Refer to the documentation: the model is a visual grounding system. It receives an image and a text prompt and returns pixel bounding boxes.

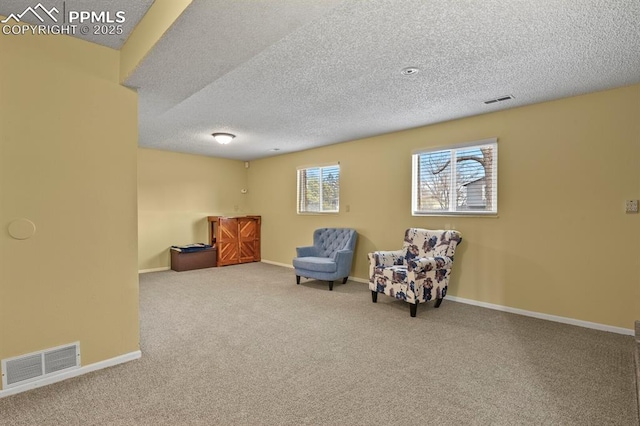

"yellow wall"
[0,33,139,377]
[137,148,249,270]
[248,84,640,330]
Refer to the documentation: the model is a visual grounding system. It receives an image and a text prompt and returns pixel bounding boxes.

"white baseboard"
[0,350,142,398]
[264,260,633,335]
[446,295,634,336]
[261,259,293,269]
[261,260,369,284]
[139,267,170,274]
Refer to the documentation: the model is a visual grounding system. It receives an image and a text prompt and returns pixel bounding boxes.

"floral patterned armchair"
[368,228,462,317]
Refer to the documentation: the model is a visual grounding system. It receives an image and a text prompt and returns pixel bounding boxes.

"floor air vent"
[2,342,80,389]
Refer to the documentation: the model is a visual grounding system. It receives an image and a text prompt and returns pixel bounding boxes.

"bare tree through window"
[413,141,497,214]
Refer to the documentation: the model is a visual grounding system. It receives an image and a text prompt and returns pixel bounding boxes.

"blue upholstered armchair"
[293,228,358,291]
[368,228,462,317]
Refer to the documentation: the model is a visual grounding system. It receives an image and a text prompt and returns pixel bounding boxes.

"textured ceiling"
[0,0,153,49]
[129,0,640,161]
[5,1,640,160]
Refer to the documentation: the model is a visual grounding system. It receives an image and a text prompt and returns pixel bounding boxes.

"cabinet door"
[238,217,259,263]
[217,217,239,266]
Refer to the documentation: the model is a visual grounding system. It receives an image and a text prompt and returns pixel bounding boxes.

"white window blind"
[297,164,340,213]
[412,139,497,215]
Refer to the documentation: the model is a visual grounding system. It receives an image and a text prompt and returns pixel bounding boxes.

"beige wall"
[248,84,640,330]
[0,33,139,376]
[137,148,249,270]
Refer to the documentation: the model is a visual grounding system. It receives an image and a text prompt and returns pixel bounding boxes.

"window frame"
[296,162,340,214]
[411,138,498,216]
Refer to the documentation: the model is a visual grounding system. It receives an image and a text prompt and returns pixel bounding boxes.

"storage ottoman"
[170,244,217,271]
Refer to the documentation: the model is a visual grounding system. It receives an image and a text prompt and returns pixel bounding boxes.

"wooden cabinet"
[208,216,261,266]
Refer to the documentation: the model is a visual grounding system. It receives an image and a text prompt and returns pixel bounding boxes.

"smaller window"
[297,164,340,213]
[412,139,497,215]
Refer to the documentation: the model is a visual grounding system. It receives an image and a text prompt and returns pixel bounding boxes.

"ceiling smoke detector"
[401,67,420,76]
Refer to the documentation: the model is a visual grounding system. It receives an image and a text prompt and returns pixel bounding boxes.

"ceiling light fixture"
[401,67,420,76]
[212,133,235,145]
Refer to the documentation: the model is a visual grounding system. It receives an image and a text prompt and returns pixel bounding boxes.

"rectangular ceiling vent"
[484,95,514,105]
[2,342,80,389]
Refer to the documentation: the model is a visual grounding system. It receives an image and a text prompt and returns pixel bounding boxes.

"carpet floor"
[1,263,638,425]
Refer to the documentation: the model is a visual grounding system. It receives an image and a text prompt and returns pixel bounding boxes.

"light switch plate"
[625,200,638,213]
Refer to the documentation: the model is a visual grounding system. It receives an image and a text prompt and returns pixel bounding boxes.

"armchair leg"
[296,275,301,285]
[434,298,443,308]
[342,277,348,284]
[371,291,378,303]
[327,281,334,291]
[410,302,418,317]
